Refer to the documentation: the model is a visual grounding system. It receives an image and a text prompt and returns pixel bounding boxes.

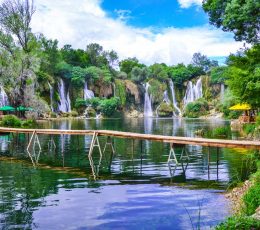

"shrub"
[158,102,173,117]
[22,119,37,128]
[216,216,260,230]
[85,97,101,109]
[2,115,21,127]
[50,112,57,118]
[184,98,209,118]
[75,98,87,109]
[212,126,231,138]
[99,97,120,116]
[70,111,78,117]
[243,123,256,135]
[243,182,260,215]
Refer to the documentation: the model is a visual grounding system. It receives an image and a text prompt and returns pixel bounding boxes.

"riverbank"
[216,155,260,229]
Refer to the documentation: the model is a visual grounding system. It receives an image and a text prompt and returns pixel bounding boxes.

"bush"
[50,112,57,118]
[184,98,209,118]
[2,115,22,127]
[212,126,231,138]
[22,119,37,128]
[243,181,260,215]
[243,123,256,135]
[158,102,173,117]
[216,216,260,230]
[70,111,78,117]
[74,98,87,109]
[99,97,120,116]
[85,97,101,109]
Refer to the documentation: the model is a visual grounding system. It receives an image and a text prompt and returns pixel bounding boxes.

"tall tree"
[226,44,260,107]
[203,0,260,43]
[191,52,218,72]
[0,0,38,106]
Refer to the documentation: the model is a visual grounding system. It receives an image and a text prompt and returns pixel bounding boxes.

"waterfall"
[144,82,153,117]
[58,78,71,112]
[84,81,94,100]
[47,82,54,112]
[0,86,9,107]
[183,77,203,106]
[194,77,202,99]
[220,83,225,102]
[155,90,170,117]
[169,80,182,116]
[163,90,170,104]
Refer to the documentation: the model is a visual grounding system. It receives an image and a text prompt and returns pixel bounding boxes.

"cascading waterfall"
[84,81,94,100]
[183,77,203,106]
[0,86,9,107]
[144,82,153,117]
[47,82,54,112]
[194,77,202,99]
[163,91,170,104]
[155,90,171,117]
[58,78,71,112]
[169,80,182,116]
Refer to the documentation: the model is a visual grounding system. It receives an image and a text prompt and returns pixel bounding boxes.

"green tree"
[226,45,260,108]
[0,0,40,106]
[86,43,108,67]
[149,63,168,81]
[210,66,228,84]
[130,66,150,83]
[119,57,145,76]
[61,44,90,68]
[191,52,218,72]
[203,0,260,43]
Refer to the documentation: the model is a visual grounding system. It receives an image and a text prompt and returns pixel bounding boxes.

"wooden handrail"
[0,127,260,149]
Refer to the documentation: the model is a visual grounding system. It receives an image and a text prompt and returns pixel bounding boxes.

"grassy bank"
[216,153,260,229]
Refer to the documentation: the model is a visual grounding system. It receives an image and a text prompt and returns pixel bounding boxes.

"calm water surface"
[0,118,249,229]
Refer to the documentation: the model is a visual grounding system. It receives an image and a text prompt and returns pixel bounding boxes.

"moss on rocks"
[158,102,173,117]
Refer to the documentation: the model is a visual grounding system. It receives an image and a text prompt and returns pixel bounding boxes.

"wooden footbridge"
[0,127,260,165]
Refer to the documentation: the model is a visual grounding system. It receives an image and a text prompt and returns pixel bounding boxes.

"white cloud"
[31,0,242,65]
[177,0,202,8]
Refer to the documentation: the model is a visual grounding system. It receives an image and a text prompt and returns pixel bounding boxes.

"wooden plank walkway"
[0,127,260,149]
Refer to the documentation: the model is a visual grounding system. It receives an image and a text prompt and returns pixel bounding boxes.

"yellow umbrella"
[229,103,251,110]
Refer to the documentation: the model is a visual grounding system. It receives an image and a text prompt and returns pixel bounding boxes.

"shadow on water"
[0,118,252,229]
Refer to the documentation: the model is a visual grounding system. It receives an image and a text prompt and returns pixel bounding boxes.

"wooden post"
[168,143,178,165]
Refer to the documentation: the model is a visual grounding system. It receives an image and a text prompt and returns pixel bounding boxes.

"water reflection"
[0,118,252,229]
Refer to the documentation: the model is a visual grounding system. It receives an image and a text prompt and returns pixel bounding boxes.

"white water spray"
[169,80,182,116]
[84,81,94,100]
[183,77,203,106]
[144,82,153,117]
[0,86,9,107]
[58,78,71,112]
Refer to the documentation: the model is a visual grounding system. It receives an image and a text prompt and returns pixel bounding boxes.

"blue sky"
[102,0,208,28]
[30,0,243,65]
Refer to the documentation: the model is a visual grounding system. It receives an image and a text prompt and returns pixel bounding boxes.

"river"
[0,118,250,229]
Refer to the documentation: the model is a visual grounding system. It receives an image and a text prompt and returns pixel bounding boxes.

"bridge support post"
[27,130,41,152]
[103,136,115,156]
[88,132,102,158]
[180,146,189,160]
[48,135,56,152]
[168,143,178,165]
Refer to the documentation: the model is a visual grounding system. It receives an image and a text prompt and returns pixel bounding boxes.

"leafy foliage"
[203,0,260,43]
[2,115,21,127]
[226,45,260,108]
[216,216,260,230]
[184,98,209,118]
[191,52,218,72]
[119,57,145,76]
